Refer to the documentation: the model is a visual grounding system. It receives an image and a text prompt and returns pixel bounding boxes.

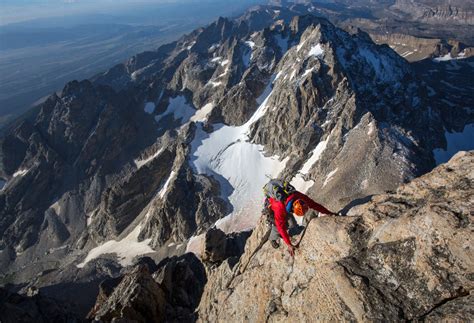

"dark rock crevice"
[415,287,471,321]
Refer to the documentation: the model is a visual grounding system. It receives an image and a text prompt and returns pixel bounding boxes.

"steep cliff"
[197,151,473,321]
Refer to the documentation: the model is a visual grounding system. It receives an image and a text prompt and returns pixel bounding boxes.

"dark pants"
[262,208,317,243]
[268,213,300,242]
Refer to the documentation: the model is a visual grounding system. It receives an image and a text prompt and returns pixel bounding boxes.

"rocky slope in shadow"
[197,151,473,321]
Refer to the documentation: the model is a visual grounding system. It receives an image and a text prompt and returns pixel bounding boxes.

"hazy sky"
[0,0,245,25]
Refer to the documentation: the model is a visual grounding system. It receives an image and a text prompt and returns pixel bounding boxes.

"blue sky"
[0,0,235,25]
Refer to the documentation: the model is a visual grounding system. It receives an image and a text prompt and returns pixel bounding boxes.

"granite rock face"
[197,151,473,321]
[201,227,252,264]
[88,264,168,322]
[88,254,206,322]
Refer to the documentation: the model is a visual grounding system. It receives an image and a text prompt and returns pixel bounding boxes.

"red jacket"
[268,191,332,247]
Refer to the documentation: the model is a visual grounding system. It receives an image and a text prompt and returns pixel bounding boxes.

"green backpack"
[263,179,296,202]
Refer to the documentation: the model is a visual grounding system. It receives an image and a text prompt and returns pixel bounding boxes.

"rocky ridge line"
[197,151,473,321]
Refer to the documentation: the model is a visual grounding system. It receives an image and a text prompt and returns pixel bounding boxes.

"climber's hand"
[288,244,296,257]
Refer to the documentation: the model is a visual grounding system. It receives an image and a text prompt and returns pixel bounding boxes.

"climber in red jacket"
[267,190,335,256]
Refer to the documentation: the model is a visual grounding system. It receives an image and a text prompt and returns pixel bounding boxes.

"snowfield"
[77,212,153,268]
[291,139,328,193]
[190,102,214,122]
[78,170,182,267]
[155,95,195,124]
[190,74,288,233]
[308,44,324,58]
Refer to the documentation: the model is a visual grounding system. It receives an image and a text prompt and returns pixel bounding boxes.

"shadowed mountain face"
[0,3,472,320]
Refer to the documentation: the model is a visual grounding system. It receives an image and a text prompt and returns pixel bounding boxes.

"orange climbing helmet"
[293,199,309,216]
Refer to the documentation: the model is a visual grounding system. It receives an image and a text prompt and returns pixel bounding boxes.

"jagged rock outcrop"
[201,227,252,264]
[246,17,443,210]
[88,254,206,322]
[88,264,168,322]
[197,151,473,321]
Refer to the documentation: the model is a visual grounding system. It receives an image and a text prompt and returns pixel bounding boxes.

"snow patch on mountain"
[86,208,99,227]
[155,96,195,124]
[432,53,465,62]
[217,67,229,78]
[77,219,153,268]
[433,124,474,165]
[186,41,196,50]
[13,168,29,178]
[209,43,220,51]
[302,67,315,78]
[301,140,329,174]
[208,80,223,88]
[159,171,177,199]
[291,139,328,192]
[144,102,155,114]
[131,63,154,80]
[134,148,164,169]
[308,44,324,58]
[191,103,214,122]
[49,200,61,215]
[323,168,338,187]
[186,234,203,255]
[245,40,255,49]
[297,38,307,52]
[256,74,276,105]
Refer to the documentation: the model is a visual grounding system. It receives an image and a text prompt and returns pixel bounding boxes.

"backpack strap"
[286,198,294,213]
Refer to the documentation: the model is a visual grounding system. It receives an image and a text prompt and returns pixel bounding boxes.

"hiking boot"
[270,240,280,249]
